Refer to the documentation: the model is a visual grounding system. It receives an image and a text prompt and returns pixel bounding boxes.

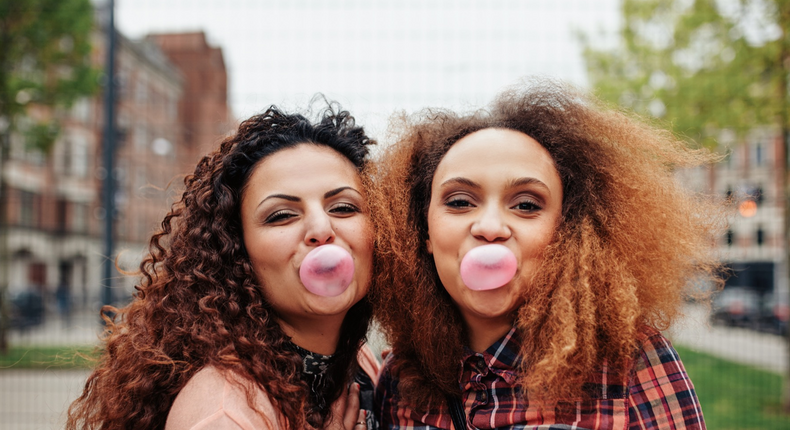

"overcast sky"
[112,0,621,138]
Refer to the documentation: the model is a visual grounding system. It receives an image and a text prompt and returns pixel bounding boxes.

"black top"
[288,342,379,429]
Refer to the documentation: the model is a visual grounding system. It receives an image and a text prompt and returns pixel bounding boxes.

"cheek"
[524,222,558,257]
[342,218,374,255]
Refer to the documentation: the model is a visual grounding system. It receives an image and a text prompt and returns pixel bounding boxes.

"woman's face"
[240,144,373,326]
[426,128,563,327]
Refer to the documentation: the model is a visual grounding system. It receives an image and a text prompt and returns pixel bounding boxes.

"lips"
[459,244,518,291]
[299,244,355,297]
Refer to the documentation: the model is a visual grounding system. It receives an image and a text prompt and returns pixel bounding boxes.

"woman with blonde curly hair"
[67,102,380,430]
[371,82,725,429]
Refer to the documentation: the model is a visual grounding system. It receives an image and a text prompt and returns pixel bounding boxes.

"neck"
[463,313,515,353]
[278,314,346,356]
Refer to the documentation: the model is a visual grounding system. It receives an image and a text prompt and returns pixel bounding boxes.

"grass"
[0,345,99,369]
[677,345,790,430]
[1,343,788,428]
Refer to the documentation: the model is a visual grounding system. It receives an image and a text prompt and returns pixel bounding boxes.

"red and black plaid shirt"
[376,326,705,429]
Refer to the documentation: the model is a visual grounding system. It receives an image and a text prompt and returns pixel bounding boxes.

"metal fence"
[1,1,789,429]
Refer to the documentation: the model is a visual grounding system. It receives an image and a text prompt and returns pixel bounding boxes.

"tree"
[583,0,790,412]
[583,0,788,146]
[0,0,98,147]
[0,0,98,353]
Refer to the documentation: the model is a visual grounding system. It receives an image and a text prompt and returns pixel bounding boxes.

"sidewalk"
[8,307,106,347]
[667,303,788,375]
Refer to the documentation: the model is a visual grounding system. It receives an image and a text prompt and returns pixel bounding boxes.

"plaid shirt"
[376,326,705,429]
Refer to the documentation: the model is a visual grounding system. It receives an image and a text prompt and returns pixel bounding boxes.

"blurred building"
[678,126,788,304]
[147,32,233,165]
[2,26,232,311]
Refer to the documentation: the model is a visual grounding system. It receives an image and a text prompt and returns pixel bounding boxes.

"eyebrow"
[440,176,551,194]
[439,177,481,189]
[324,186,360,199]
[507,177,551,193]
[258,186,361,208]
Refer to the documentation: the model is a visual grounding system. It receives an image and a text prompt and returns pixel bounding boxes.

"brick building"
[678,127,788,307]
[2,27,232,311]
[147,32,234,166]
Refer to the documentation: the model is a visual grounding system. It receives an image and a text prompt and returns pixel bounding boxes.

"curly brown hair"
[67,103,377,430]
[369,81,726,408]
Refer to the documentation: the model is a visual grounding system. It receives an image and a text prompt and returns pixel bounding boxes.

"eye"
[445,197,474,209]
[264,210,297,224]
[512,199,542,213]
[329,202,361,215]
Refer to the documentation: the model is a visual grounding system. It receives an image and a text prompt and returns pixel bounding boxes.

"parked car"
[756,292,789,336]
[711,287,761,328]
[7,290,45,329]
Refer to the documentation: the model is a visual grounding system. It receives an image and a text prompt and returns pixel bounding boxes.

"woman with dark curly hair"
[67,102,380,430]
[371,82,725,429]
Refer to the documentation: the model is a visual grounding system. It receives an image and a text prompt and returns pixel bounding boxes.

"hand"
[323,383,367,430]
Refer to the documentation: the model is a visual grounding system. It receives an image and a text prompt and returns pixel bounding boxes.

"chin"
[307,292,360,314]
[469,293,521,317]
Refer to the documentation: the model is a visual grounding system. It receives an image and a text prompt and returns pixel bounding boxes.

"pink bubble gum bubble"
[299,245,355,297]
[460,244,517,291]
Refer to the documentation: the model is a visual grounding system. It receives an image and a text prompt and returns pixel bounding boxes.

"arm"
[627,330,706,430]
[165,367,280,430]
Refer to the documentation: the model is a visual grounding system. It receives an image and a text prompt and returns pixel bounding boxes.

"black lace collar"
[287,341,335,376]
[286,341,335,416]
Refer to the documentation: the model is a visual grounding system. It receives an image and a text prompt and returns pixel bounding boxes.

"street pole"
[0,125,9,354]
[100,0,116,310]
[780,0,790,413]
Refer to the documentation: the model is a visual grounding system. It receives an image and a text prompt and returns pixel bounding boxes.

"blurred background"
[0,0,789,428]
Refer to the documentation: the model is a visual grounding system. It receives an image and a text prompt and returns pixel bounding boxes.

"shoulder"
[165,366,283,430]
[632,326,687,376]
[627,326,705,429]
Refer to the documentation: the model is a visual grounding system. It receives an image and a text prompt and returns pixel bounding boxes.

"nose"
[470,204,511,242]
[304,210,335,245]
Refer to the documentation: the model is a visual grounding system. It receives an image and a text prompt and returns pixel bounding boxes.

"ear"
[426,237,433,255]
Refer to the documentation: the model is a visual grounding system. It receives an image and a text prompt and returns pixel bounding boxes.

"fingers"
[325,383,364,430]
[353,409,367,429]
[325,385,350,430]
[342,383,361,430]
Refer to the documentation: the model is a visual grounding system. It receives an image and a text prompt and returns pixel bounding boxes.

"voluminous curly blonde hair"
[369,81,726,408]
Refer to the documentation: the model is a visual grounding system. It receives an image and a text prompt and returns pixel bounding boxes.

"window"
[68,136,89,177]
[726,230,734,247]
[70,98,91,123]
[72,203,87,233]
[135,73,148,104]
[28,262,46,288]
[754,186,764,206]
[134,125,147,150]
[753,142,763,166]
[727,147,740,169]
[19,190,37,227]
[56,199,67,233]
[756,227,765,247]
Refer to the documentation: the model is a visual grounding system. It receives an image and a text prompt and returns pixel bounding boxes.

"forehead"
[434,128,559,184]
[244,144,361,194]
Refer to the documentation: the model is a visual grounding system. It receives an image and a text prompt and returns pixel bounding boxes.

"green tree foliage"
[0,0,98,152]
[583,0,790,147]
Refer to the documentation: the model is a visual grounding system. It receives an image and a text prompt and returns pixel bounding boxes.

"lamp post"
[100,0,117,309]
